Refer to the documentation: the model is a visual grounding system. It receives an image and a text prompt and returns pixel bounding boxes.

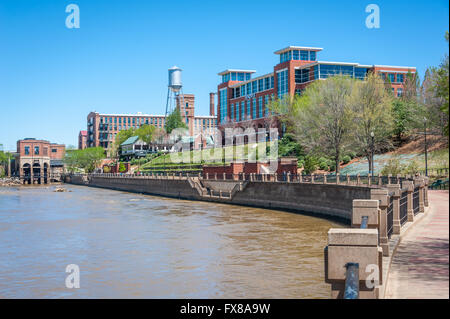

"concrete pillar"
[414,177,425,213]
[368,174,372,187]
[287,172,291,182]
[323,174,327,184]
[387,174,392,185]
[299,174,302,183]
[325,228,382,299]
[346,174,350,185]
[387,184,401,235]
[311,173,315,183]
[274,173,277,182]
[371,189,389,256]
[424,177,429,207]
[223,172,226,180]
[402,180,414,222]
[206,173,209,180]
[214,173,217,180]
[378,174,382,186]
[336,173,340,184]
[351,199,380,229]
[356,174,360,185]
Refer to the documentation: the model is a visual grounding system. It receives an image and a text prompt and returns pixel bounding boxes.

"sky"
[0,0,448,150]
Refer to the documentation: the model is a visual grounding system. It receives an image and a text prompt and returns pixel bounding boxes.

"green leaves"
[64,147,105,173]
[165,108,187,134]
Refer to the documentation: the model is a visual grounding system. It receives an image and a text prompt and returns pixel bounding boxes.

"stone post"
[223,172,226,180]
[323,174,327,184]
[299,174,302,183]
[356,174,360,186]
[311,173,315,183]
[423,176,429,207]
[371,189,390,256]
[378,174,382,186]
[214,173,217,180]
[325,228,382,299]
[402,180,414,222]
[206,173,209,180]
[387,184,401,235]
[351,199,380,230]
[336,173,340,184]
[368,174,372,187]
[274,173,277,182]
[414,177,425,213]
[346,174,350,185]
[387,174,392,185]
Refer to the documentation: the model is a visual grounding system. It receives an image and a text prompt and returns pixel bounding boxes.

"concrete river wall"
[65,175,372,222]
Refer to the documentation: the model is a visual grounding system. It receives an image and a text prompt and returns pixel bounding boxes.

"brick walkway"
[385,190,449,299]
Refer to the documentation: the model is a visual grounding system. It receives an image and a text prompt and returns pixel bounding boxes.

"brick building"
[217,45,416,141]
[86,93,217,150]
[78,130,87,150]
[13,138,66,184]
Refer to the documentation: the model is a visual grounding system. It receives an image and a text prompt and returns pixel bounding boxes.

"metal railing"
[413,186,420,215]
[399,190,408,226]
[387,194,394,238]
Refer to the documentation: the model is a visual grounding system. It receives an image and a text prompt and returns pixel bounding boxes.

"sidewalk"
[385,190,449,299]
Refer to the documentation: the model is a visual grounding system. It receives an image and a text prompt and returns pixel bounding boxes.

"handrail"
[344,263,359,299]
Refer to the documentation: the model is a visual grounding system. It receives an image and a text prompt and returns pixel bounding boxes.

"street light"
[370,131,375,175]
[424,117,428,176]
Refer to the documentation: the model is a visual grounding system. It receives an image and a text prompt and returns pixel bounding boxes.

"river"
[0,184,342,298]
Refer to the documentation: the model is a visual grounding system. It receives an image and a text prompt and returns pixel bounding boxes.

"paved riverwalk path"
[385,190,449,299]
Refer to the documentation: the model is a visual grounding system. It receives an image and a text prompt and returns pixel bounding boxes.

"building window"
[309,51,316,61]
[319,64,354,79]
[236,102,240,122]
[25,146,30,155]
[252,81,257,94]
[264,95,269,117]
[231,103,234,121]
[388,73,395,83]
[34,146,39,155]
[258,79,264,92]
[293,50,299,60]
[219,88,227,123]
[252,98,257,119]
[258,96,263,118]
[300,50,308,60]
[397,74,404,83]
[241,101,245,120]
[270,76,274,89]
[397,88,403,97]
[52,149,57,153]
[295,68,310,84]
[277,69,288,98]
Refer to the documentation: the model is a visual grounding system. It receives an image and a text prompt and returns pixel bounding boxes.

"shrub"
[403,160,419,175]
[380,158,405,176]
[103,166,111,173]
[303,155,318,174]
[342,155,351,165]
[346,151,357,159]
[118,162,126,173]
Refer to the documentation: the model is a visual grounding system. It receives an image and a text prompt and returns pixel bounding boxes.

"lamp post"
[370,131,375,175]
[424,117,428,176]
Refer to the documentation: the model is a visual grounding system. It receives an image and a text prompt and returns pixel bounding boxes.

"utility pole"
[370,131,375,175]
[424,117,428,176]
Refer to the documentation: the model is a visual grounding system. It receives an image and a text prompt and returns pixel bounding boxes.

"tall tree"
[136,124,156,145]
[350,72,394,173]
[165,108,188,134]
[274,75,356,173]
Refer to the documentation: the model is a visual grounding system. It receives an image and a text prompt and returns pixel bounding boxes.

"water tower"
[165,66,187,124]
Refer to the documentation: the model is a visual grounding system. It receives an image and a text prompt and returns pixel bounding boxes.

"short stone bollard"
[371,189,390,256]
[325,228,383,299]
[402,180,414,222]
[387,184,401,235]
[351,199,380,229]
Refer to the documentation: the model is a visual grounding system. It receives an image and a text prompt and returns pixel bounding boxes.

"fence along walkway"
[325,175,430,299]
[385,190,449,299]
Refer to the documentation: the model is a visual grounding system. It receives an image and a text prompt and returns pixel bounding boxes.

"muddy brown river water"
[0,184,343,298]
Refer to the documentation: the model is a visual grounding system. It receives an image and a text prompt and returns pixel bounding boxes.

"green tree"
[275,75,356,174]
[165,108,188,134]
[64,147,105,173]
[349,71,394,173]
[136,124,156,144]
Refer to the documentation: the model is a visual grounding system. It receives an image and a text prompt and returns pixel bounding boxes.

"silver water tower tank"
[168,66,182,92]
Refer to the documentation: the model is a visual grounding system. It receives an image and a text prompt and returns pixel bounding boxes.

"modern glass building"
[216,45,416,141]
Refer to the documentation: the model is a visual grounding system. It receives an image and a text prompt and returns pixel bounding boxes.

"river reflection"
[0,185,343,298]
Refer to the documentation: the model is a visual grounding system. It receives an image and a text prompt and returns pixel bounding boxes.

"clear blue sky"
[0,0,448,150]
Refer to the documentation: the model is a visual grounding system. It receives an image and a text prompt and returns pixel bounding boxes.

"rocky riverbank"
[0,177,22,187]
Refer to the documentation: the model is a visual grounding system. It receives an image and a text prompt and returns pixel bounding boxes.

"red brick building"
[86,93,217,150]
[13,138,66,184]
[78,130,87,150]
[217,45,416,141]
